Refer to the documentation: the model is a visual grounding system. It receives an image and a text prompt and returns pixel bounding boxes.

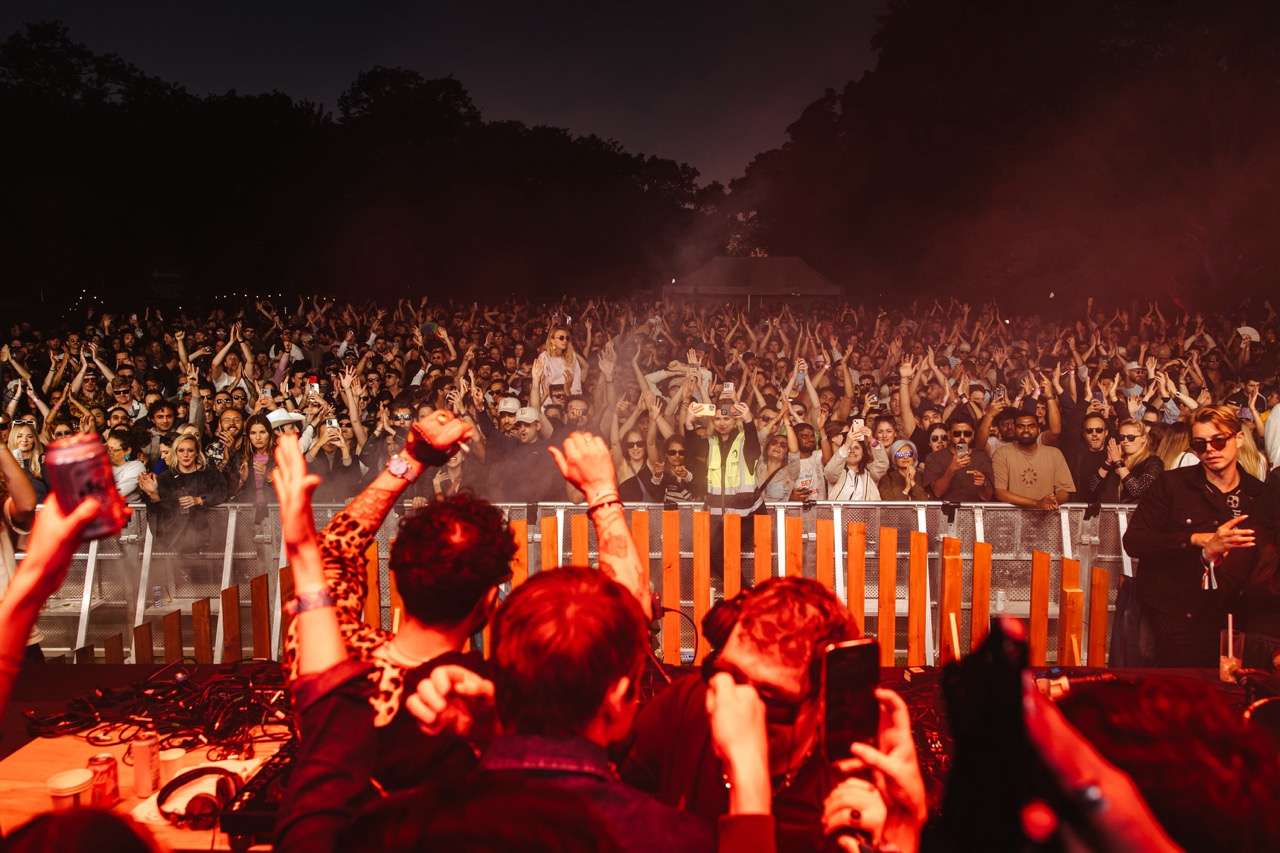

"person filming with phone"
[921,416,994,503]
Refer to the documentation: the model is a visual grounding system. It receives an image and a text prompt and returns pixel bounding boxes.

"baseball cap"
[1124,360,1142,371]
[514,407,539,425]
[498,397,520,415]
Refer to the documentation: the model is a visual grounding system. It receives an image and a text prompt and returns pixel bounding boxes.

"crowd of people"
[1,408,1277,852]
[4,295,1279,525]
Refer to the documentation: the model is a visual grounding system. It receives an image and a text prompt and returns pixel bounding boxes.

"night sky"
[0,1,881,185]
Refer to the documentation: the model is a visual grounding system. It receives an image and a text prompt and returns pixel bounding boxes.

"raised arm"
[548,432,652,621]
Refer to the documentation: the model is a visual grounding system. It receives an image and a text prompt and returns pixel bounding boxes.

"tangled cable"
[24,660,293,762]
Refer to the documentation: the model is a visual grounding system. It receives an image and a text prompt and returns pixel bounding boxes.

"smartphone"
[850,417,865,432]
[691,402,717,418]
[821,638,880,764]
[993,385,1007,402]
[307,375,320,396]
[325,417,340,429]
[955,441,969,455]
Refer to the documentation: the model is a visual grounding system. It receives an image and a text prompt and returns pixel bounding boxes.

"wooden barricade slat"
[815,519,834,593]
[723,514,742,601]
[1061,589,1085,666]
[1057,558,1081,664]
[278,567,295,660]
[571,514,590,566]
[971,541,993,650]
[74,645,94,664]
[510,519,529,587]
[907,531,928,667]
[877,527,898,666]
[846,522,866,633]
[133,622,154,665]
[1029,551,1050,666]
[250,574,271,660]
[103,633,125,665]
[191,598,214,664]
[220,585,242,664]
[753,514,772,586]
[939,553,963,664]
[388,536,404,630]
[785,516,803,577]
[1088,567,1111,667]
[163,609,183,664]
[540,516,559,572]
[661,511,681,665]
[693,511,712,665]
[363,542,381,627]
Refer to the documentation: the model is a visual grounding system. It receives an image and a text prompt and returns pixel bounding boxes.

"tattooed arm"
[549,432,653,621]
[283,410,475,680]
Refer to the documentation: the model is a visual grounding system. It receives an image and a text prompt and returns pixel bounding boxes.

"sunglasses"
[1118,434,1142,443]
[52,429,73,438]
[624,441,644,448]
[13,418,34,426]
[930,434,948,442]
[1083,427,1107,435]
[667,449,686,457]
[894,450,916,458]
[1189,433,1234,454]
[951,430,974,438]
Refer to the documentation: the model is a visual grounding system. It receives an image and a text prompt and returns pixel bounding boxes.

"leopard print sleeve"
[283,485,402,686]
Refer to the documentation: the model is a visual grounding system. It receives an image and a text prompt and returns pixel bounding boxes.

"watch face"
[388,454,409,476]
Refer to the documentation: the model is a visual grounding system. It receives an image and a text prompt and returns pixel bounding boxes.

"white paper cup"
[47,767,93,810]
[159,748,187,786]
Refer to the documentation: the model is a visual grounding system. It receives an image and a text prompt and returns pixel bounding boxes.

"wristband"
[286,589,336,616]
[587,499,623,518]
[586,491,620,511]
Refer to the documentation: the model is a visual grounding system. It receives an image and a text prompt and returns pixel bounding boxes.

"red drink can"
[87,752,120,807]
[44,433,128,540]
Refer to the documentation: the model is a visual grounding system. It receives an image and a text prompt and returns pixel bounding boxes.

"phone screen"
[821,639,880,763]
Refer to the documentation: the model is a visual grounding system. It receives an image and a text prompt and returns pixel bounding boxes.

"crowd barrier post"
[74,539,100,651]
[753,515,772,586]
[1088,567,1111,665]
[971,541,993,650]
[692,511,712,664]
[846,522,866,634]
[877,527,897,666]
[1029,551,1051,665]
[661,511,681,665]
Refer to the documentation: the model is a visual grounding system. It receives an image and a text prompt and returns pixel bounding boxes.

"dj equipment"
[221,741,297,850]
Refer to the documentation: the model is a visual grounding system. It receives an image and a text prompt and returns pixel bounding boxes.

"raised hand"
[547,431,618,501]
[271,433,322,549]
[408,409,474,464]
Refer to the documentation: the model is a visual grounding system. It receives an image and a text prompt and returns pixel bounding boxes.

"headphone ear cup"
[184,793,220,829]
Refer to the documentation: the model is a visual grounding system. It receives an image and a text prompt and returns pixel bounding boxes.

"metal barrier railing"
[28,501,1136,665]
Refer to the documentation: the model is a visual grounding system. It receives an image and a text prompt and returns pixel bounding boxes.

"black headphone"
[157,766,243,830]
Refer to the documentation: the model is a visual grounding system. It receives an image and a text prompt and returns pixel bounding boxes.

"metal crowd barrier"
[29,501,1136,665]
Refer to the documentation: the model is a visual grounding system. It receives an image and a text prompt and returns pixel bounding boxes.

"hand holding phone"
[821,638,880,764]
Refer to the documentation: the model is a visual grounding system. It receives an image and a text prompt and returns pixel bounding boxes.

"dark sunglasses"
[624,441,644,448]
[667,449,686,457]
[951,430,974,437]
[929,434,948,442]
[553,335,567,341]
[1083,427,1106,435]
[1189,433,1234,454]
[1118,434,1142,443]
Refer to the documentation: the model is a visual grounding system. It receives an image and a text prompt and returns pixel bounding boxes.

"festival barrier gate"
[31,501,1134,667]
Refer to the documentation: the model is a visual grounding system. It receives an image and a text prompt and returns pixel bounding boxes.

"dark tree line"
[0,21,722,304]
[6,4,1280,309]
[724,0,1280,307]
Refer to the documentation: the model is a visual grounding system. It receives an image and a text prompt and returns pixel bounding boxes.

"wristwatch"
[386,452,415,480]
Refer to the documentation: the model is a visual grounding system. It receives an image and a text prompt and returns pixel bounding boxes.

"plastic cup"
[47,767,94,810]
[1220,628,1244,682]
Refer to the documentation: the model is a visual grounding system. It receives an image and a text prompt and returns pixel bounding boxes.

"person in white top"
[532,325,584,396]
[105,428,147,502]
[824,425,888,501]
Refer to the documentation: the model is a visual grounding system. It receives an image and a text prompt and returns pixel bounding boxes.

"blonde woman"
[138,434,228,556]
[1238,428,1268,481]
[1155,420,1196,470]
[532,325,584,395]
[6,420,44,482]
[1085,419,1164,503]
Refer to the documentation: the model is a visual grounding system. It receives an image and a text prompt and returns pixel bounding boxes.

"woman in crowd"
[228,414,277,511]
[105,428,147,502]
[1085,419,1164,503]
[825,432,881,501]
[1155,420,1196,469]
[878,439,927,500]
[753,431,796,504]
[922,423,950,467]
[6,419,46,500]
[533,324,584,395]
[137,434,228,553]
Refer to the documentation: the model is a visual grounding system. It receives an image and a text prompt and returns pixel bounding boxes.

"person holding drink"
[1124,405,1277,667]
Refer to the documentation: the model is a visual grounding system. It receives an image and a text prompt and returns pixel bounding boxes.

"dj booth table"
[0,663,1246,851]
